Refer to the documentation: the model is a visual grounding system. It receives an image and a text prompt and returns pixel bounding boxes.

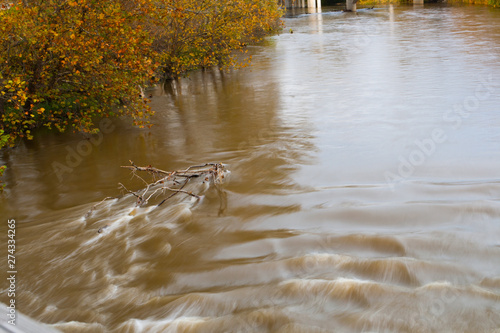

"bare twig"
[121,160,171,176]
[119,182,144,206]
[85,196,116,218]
[161,186,201,200]
[157,178,189,207]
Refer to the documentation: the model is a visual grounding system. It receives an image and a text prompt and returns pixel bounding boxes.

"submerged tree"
[148,0,283,79]
[0,0,283,142]
[87,161,229,232]
[0,0,157,141]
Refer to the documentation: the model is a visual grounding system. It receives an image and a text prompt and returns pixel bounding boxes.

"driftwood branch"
[89,161,228,233]
[119,161,226,207]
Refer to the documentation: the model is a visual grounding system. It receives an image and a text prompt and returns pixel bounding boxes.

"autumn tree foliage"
[148,0,283,79]
[0,129,7,191]
[0,0,157,141]
[0,0,282,142]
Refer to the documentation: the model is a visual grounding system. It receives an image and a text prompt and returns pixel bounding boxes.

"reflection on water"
[2,4,500,332]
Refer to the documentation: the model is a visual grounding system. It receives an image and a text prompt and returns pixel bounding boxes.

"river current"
[1,3,500,332]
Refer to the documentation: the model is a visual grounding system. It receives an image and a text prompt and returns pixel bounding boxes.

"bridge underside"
[281,0,321,9]
[283,0,425,12]
[280,0,356,12]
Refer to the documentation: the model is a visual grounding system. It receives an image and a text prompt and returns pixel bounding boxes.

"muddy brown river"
[1,4,500,332]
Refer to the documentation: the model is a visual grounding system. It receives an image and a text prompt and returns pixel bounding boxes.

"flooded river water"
[1,3,500,332]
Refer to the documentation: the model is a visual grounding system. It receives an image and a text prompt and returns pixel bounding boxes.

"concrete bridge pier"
[308,0,321,9]
[346,0,357,11]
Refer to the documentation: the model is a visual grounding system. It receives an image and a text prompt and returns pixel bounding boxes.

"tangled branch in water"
[86,161,228,219]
